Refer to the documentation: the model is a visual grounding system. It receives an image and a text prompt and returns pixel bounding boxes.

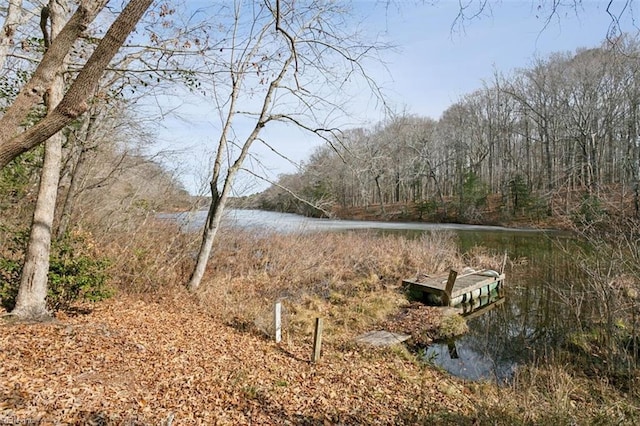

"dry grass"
[95,223,505,348]
[97,217,199,294]
[465,363,640,425]
[194,229,468,341]
[4,213,640,423]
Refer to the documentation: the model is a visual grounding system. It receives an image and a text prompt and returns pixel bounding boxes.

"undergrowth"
[4,205,639,424]
[0,228,113,312]
[193,229,503,342]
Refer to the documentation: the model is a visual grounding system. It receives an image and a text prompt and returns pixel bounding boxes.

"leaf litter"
[1,294,475,425]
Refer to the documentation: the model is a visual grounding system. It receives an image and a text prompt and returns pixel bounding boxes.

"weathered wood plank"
[312,317,323,363]
[403,269,505,307]
[274,301,282,343]
[443,269,458,306]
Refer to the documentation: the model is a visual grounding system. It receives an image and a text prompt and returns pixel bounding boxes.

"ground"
[1,293,478,425]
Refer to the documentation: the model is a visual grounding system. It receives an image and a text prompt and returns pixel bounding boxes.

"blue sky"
[370,0,637,119]
[155,1,639,195]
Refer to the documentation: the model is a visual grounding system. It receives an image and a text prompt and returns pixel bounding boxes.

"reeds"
[195,229,466,340]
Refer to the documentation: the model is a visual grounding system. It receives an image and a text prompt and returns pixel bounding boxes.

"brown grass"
[465,363,640,425]
[194,229,467,340]
[4,214,640,424]
[97,217,199,294]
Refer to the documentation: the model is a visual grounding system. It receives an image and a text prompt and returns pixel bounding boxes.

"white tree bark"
[0,0,24,71]
[11,0,68,320]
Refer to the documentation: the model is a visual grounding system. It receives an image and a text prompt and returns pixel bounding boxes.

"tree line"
[256,35,640,223]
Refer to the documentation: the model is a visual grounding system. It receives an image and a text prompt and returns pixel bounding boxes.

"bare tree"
[187,0,385,290]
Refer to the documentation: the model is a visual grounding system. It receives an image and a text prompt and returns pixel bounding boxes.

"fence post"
[274,301,282,343]
[312,317,324,363]
[443,269,458,306]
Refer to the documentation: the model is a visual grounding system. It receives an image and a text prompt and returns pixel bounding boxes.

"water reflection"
[437,231,587,382]
[169,208,582,382]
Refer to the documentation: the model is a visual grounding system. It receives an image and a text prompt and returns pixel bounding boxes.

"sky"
[153,1,640,195]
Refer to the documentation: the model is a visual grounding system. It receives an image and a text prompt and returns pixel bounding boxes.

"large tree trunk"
[0,0,153,170]
[374,174,385,215]
[0,1,107,143]
[11,0,67,320]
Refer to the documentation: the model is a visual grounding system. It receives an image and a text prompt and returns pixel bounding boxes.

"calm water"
[173,208,578,382]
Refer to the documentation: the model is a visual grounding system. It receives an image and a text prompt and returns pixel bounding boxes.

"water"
[425,230,580,382]
[171,208,578,382]
[168,208,548,234]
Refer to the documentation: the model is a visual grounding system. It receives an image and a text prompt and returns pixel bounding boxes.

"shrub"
[0,228,113,312]
[572,194,606,226]
[416,199,438,220]
[0,149,42,209]
[47,232,113,311]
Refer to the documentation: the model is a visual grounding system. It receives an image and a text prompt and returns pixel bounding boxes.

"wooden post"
[312,317,324,363]
[443,269,458,306]
[274,301,282,343]
[500,252,508,274]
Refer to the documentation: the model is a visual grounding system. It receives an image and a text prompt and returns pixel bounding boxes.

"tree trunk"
[187,187,224,291]
[188,40,295,291]
[0,0,24,71]
[56,114,94,238]
[11,1,67,320]
[374,175,385,215]
[0,1,107,144]
[0,0,152,170]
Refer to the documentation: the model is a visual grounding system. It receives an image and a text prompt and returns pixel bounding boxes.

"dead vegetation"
[2,221,639,424]
[0,294,477,424]
[194,229,466,341]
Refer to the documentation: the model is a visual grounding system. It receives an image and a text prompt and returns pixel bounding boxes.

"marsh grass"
[95,218,640,424]
[463,362,640,425]
[195,230,466,340]
[438,312,469,339]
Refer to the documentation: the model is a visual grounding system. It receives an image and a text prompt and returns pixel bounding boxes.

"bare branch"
[240,166,334,217]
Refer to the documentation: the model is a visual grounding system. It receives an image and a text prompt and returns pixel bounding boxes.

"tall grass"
[95,220,504,342]
[96,215,198,294]
[194,229,471,339]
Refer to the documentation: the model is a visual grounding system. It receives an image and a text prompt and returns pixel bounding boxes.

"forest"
[255,36,640,227]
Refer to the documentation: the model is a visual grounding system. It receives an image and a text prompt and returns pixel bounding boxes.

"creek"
[173,208,582,382]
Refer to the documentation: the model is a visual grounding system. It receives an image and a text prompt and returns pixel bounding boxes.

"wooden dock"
[403,269,505,307]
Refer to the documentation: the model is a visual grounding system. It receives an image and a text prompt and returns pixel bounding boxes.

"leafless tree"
[187,0,386,290]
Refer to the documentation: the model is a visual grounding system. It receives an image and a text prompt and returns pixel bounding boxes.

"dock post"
[312,317,324,363]
[500,252,508,274]
[443,269,458,306]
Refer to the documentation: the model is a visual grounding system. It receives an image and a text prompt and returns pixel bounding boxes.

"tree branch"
[0,0,154,170]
